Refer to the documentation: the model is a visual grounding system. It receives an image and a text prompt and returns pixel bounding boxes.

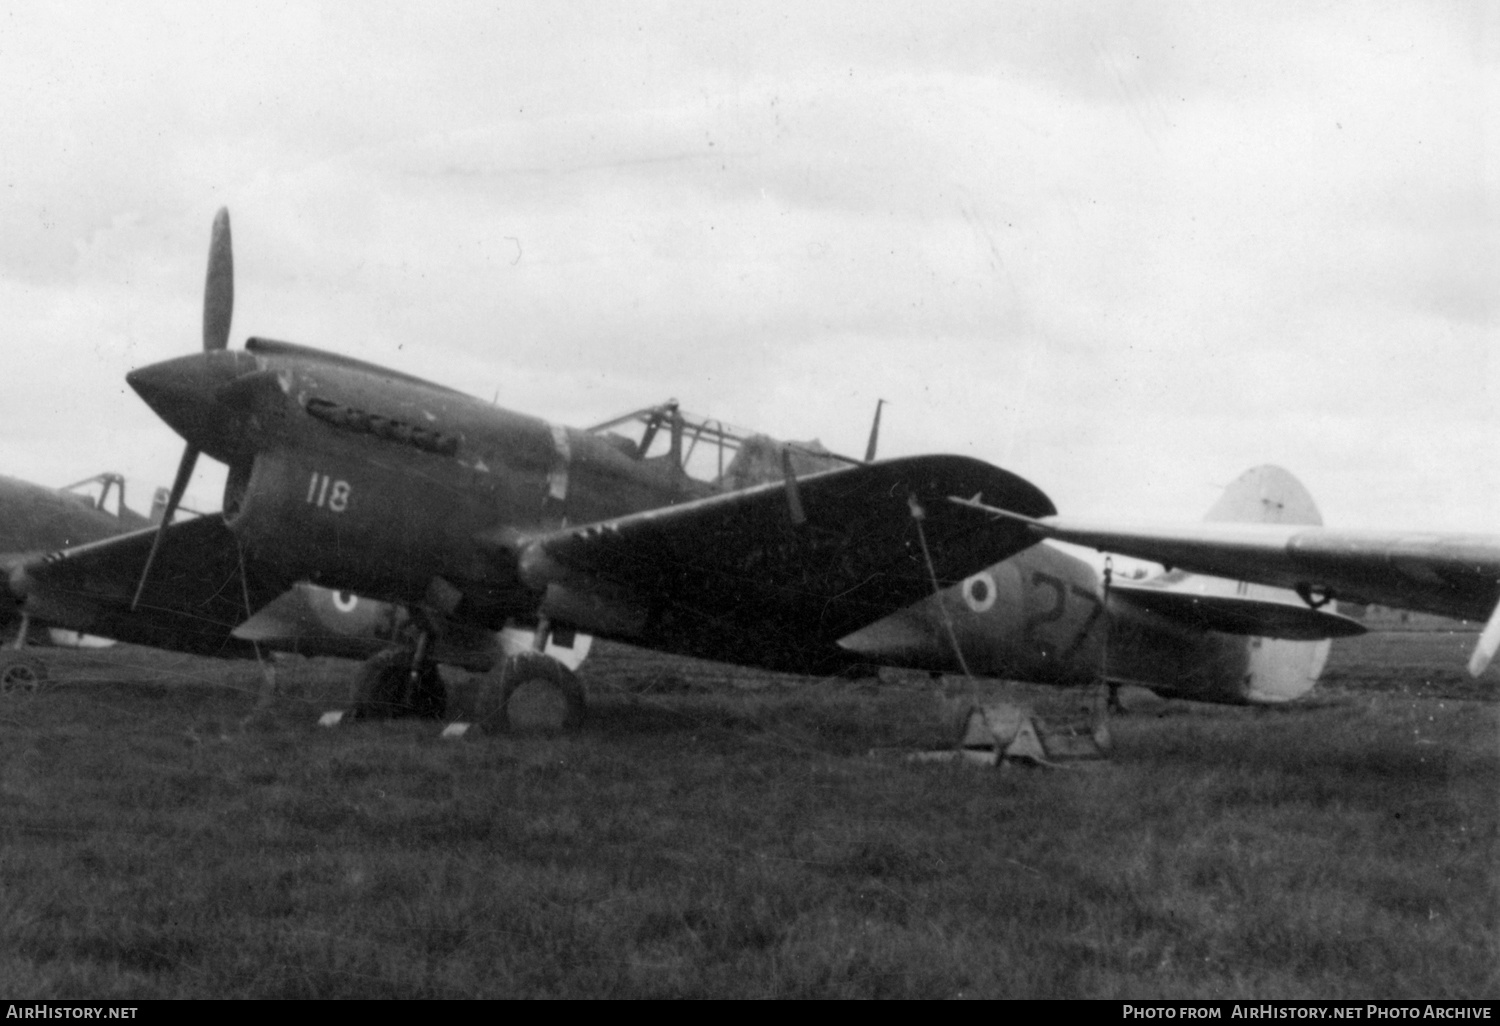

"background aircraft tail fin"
[1203,464,1322,527]
[1196,465,1329,702]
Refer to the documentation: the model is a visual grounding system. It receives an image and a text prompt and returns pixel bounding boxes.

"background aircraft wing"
[493,455,1055,673]
[1107,579,1366,640]
[1004,514,1500,675]
[11,516,294,657]
[1025,518,1500,620]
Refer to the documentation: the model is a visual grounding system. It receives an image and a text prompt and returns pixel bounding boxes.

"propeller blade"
[202,208,234,352]
[130,444,199,611]
[863,399,886,463]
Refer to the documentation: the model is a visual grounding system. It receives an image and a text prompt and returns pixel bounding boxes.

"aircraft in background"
[968,478,1500,680]
[0,472,152,565]
[0,475,452,691]
[0,473,154,688]
[17,210,1044,727]
[843,465,1375,707]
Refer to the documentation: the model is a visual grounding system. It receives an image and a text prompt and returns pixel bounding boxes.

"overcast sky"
[1,1,1494,532]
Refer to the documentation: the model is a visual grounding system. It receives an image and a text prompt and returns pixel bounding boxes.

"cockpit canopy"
[585,401,858,492]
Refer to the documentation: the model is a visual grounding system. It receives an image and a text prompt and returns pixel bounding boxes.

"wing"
[488,455,1055,674]
[954,500,1500,675]
[10,515,294,657]
[1109,580,1366,640]
[1027,518,1500,621]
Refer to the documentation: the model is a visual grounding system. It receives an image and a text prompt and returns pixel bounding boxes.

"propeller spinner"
[130,209,235,610]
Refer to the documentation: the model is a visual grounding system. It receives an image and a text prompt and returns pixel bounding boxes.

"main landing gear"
[340,626,587,732]
[349,642,448,720]
[469,650,586,732]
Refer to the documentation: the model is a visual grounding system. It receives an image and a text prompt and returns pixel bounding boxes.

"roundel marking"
[332,591,359,613]
[962,571,997,613]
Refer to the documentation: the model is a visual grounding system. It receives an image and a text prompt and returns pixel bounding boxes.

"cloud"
[0,0,1492,530]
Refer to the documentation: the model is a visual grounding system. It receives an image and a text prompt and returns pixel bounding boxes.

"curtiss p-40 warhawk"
[16,210,1048,726]
[0,473,152,689]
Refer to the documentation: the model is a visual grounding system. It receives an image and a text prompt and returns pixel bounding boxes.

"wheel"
[350,649,406,718]
[352,649,450,719]
[475,652,585,732]
[0,652,47,696]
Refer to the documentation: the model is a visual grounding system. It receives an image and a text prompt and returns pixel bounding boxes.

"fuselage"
[0,475,151,631]
[0,475,148,559]
[841,541,1329,704]
[126,338,1330,701]
[131,338,716,631]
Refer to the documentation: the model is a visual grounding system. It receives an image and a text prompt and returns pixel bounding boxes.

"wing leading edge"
[489,454,1056,674]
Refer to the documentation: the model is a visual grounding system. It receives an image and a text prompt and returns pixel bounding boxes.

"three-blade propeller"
[131,209,234,611]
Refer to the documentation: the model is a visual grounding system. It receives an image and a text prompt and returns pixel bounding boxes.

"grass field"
[1,631,1495,998]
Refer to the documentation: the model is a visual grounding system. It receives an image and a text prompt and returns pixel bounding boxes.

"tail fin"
[1202,465,1330,702]
[1204,465,1322,527]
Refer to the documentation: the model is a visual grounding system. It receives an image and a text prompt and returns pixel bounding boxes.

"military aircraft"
[0,468,426,689]
[27,209,1491,724]
[15,210,1048,726]
[864,457,1498,707]
[842,465,1374,706]
[0,406,841,698]
[968,473,1500,681]
[0,472,151,567]
[0,472,153,688]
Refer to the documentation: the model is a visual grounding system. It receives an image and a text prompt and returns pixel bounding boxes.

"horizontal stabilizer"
[1110,582,1366,640]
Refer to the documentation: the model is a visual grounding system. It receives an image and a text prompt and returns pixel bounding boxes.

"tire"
[477,652,585,732]
[0,652,47,696]
[352,649,450,719]
[349,649,410,719]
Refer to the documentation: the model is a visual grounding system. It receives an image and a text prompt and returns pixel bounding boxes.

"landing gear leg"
[399,630,448,719]
[349,638,447,720]
[2,615,46,695]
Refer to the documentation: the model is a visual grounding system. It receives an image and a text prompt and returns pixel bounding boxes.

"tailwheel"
[475,651,585,732]
[0,651,47,696]
[349,648,448,720]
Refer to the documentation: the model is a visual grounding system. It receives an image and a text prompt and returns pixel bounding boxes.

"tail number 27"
[1023,571,1103,656]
